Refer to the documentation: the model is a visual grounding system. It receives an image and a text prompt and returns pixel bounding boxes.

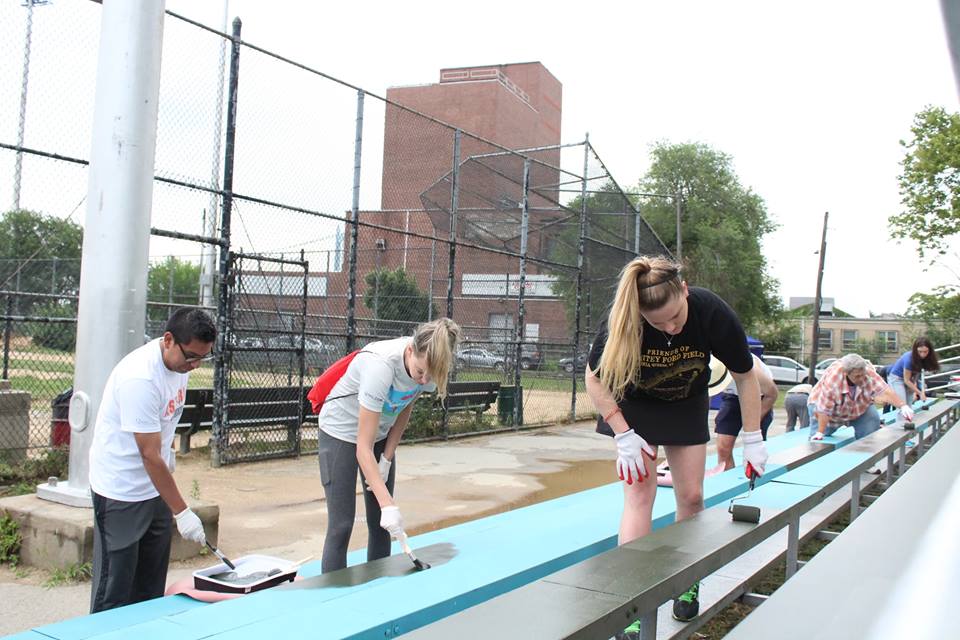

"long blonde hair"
[599,256,685,400]
[411,317,462,398]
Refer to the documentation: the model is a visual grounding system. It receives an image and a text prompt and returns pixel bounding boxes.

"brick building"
[318,62,574,348]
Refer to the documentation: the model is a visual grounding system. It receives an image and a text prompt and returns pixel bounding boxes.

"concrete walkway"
[0,413,796,636]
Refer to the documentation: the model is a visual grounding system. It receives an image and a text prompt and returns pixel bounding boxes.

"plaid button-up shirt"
[809,361,890,424]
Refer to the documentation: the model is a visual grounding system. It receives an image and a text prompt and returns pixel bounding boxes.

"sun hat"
[707,355,733,396]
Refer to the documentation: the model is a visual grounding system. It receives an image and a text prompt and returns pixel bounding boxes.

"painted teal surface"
[3,632,54,640]
[28,595,203,640]
[7,424,879,640]
[771,448,873,487]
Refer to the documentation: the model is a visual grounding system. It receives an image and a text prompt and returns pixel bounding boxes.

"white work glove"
[613,430,655,485]
[379,505,405,539]
[741,430,768,476]
[363,454,393,491]
[899,405,915,422]
[174,508,206,545]
[810,430,824,442]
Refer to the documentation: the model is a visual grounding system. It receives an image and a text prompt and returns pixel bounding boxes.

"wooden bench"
[441,380,501,417]
[176,386,312,454]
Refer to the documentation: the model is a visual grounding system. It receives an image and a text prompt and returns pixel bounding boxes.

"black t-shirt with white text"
[588,286,752,445]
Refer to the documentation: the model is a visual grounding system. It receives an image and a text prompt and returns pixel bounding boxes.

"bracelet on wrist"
[603,407,622,423]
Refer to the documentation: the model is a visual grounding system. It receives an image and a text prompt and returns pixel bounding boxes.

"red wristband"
[603,408,622,423]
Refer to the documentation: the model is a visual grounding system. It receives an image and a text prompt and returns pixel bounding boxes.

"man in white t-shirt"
[88,308,215,613]
[714,354,779,471]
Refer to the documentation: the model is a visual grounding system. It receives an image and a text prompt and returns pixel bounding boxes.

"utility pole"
[674,191,683,261]
[808,211,829,383]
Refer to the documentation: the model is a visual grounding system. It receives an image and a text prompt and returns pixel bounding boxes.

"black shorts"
[714,393,773,439]
[596,393,710,446]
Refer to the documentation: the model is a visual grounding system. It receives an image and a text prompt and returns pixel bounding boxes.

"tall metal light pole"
[12,0,52,212]
[808,211,829,383]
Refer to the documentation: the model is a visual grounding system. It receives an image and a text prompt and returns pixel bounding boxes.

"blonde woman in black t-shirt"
[585,255,768,631]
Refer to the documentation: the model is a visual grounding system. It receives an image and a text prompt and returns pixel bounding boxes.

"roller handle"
[745,462,757,491]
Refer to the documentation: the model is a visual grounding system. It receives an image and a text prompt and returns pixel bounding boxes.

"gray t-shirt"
[318,337,436,443]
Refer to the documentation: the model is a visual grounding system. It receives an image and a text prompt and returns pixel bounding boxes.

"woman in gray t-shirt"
[318,318,461,573]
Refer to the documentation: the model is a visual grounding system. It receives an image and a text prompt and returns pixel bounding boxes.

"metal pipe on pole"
[808,211,829,383]
[345,90,363,353]
[38,0,167,506]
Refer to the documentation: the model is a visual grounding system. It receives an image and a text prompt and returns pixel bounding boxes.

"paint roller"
[729,462,761,524]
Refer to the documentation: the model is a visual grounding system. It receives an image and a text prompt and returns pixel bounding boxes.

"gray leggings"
[318,430,395,573]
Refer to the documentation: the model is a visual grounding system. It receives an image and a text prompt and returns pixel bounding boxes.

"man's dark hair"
[164,308,216,344]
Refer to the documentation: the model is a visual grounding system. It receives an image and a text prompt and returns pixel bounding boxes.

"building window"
[817,328,833,350]
[842,329,858,350]
[876,330,898,353]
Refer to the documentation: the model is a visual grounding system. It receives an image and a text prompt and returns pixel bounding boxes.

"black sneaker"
[672,582,700,622]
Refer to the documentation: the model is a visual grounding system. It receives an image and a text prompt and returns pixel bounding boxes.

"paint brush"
[398,532,430,571]
[205,541,237,570]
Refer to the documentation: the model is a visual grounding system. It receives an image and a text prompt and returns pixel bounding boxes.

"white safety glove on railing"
[810,431,825,442]
[741,430,768,476]
[174,508,206,544]
[613,430,655,485]
[899,405,915,422]
[380,505,405,539]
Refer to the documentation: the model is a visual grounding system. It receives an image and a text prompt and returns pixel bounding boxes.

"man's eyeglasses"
[177,343,216,363]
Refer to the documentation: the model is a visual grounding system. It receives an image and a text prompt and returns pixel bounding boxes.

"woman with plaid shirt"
[808,353,915,441]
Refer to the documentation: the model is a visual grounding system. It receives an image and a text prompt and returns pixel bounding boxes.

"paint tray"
[193,554,297,594]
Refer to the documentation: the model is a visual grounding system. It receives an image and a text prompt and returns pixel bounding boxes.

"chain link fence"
[0,2,671,468]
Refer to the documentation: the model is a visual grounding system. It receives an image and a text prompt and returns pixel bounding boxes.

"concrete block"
[0,387,31,464]
[0,493,219,570]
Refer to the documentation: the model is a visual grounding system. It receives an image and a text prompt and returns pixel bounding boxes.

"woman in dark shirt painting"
[585,255,767,632]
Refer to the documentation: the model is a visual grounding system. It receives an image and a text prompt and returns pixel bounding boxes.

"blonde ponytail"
[412,317,462,398]
[599,256,684,400]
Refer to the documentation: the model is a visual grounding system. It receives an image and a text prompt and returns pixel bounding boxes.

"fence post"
[512,158,530,429]
[442,130,461,439]
[212,17,242,468]
[296,249,307,456]
[345,89,364,353]
[571,137,590,422]
[2,294,12,380]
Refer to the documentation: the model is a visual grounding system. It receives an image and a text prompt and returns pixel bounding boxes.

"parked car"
[813,358,838,381]
[456,347,505,370]
[761,355,810,385]
[503,343,544,370]
[558,352,589,373]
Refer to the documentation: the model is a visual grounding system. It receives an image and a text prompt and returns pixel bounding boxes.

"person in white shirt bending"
[317,318,461,573]
[88,308,215,613]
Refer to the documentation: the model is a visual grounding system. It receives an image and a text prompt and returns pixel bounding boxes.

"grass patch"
[0,514,22,567]
[44,561,92,588]
[0,447,69,488]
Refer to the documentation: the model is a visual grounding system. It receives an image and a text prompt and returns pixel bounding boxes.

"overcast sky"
[4,1,959,316]
[166,0,960,317]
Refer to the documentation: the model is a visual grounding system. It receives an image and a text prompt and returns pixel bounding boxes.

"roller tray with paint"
[193,554,298,594]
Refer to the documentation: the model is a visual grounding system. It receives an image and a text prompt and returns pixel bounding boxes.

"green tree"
[891,106,960,261]
[638,142,780,331]
[905,285,960,346]
[147,258,201,324]
[0,209,83,314]
[363,267,434,337]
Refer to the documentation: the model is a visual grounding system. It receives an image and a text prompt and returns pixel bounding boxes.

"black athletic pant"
[90,491,172,613]
[318,430,394,573]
